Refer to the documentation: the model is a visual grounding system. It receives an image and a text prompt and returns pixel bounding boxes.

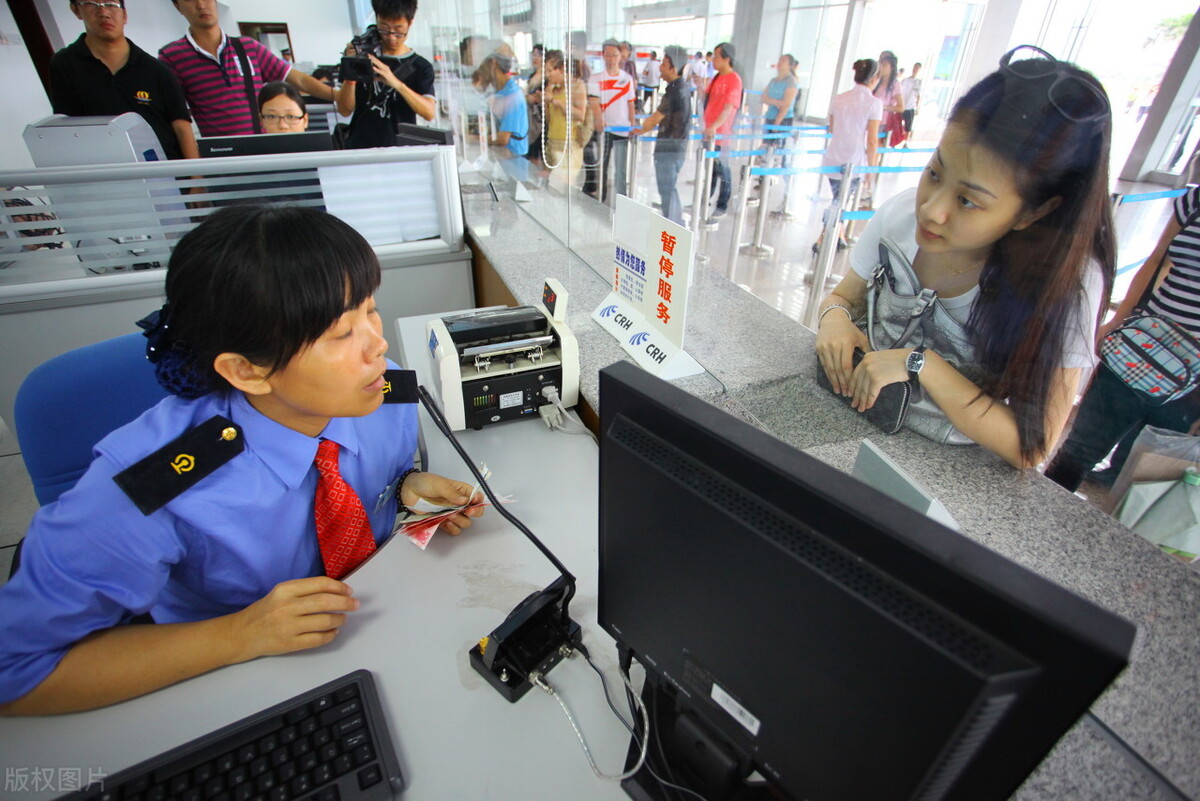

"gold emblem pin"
[170,454,195,474]
[382,380,392,394]
[221,427,237,441]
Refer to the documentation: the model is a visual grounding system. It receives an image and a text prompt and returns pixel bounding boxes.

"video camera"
[339,25,415,84]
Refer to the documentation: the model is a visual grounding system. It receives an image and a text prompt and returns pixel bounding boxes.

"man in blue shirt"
[482,48,529,158]
[0,206,482,715]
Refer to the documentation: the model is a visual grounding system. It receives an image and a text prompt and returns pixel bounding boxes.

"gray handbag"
[862,239,987,446]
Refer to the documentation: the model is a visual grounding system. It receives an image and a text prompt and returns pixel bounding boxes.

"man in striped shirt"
[159,0,333,138]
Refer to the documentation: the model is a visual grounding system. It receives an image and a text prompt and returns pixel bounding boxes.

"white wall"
[0,4,53,170]
[224,0,355,67]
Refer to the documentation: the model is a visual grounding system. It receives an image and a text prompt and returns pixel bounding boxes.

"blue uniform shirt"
[493,79,529,157]
[0,388,418,704]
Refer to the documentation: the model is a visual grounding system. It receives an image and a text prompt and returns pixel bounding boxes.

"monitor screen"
[394,123,454,147]
[197,131,333,158]
[597,361,1135,801]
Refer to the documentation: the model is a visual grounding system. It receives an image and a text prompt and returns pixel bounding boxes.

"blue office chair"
[11,333,168,577]
[15,332,168,506]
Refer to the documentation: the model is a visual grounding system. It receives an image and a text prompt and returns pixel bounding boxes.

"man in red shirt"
[702,42,742,218]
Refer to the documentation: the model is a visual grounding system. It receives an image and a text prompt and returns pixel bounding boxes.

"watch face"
[907,351,924,373]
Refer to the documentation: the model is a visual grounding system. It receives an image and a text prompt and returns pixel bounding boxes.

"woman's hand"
[815,312,869,396]
[401,471,485,535]
[848,349,911,412]
[228,577,359,661]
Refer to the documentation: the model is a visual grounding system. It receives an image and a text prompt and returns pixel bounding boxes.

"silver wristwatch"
[906,346,926,383]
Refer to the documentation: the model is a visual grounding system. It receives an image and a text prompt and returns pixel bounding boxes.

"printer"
[426,304,579,430]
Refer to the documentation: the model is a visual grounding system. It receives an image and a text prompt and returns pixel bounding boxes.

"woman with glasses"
[336,0,435,149]
[258,81,309,134]
[816,46,1116,470]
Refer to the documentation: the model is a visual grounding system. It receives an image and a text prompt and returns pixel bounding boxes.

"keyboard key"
[299,752,319,774]
[258,733,279,754]
[311,763,334,786]
[270,747,290,768]
[311,695,333,714]
[232,782,254,801]
[357,764,383,791]
[250,756,270,776]
[267,786,288,801]
[352,744,375,767]
[299,717,319,736]
[315,787,340,801]
[228,765,249,786]
[181,788,202,801]
[340,731,368,752]
[280,725,298,745]
[291,773,313,796]
[256,772,276,793]
[216,752,237,773]
[205,776,226,797]
[319,701,359,727]
[278,762,298,783]
[286,705,310,725]
[334,686,357,703]
[291,739,312,758]
[238,744,257,764]
[318,743,338,763]
[333,754,353,777]
[169,773,190,795]
[335,716,364,737]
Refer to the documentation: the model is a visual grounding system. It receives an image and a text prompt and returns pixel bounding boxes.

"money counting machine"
[426,304,579,430]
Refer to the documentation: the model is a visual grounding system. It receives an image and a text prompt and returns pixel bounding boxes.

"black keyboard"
[63,670,404,801]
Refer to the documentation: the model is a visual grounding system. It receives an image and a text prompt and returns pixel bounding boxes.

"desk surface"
[0,312,627,801]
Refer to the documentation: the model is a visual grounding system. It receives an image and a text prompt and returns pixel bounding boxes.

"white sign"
[592,197,702,379]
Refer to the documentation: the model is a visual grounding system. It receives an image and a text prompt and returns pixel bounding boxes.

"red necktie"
[313,439,376,580]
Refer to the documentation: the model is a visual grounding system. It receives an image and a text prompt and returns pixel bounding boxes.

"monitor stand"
[619,675,774,801]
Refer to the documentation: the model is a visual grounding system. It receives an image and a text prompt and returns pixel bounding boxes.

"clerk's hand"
[230,577,359,660]
[848,348,910,412]
[815,312,868,396]
[401,471,485,535]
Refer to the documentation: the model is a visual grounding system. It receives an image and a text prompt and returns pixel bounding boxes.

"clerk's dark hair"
[160,205,380,396]
[950,58,1115,464]
[372,0,417,20]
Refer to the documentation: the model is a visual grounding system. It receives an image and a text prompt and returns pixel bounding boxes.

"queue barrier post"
[728,162,755,270]
[803,163,853,329]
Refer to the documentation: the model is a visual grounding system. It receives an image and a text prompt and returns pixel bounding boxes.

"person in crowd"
[1046,185,1200,490]
[619,41,639,88]
[526,43,544,82]
[639,51,661,113]
[479,47,529,161]
[311,66,337,90]
[258,81,309,133]
[525,55,546,163]
[703,42,743,220]
[160,0,333,138]
[0,205,483,715]
[873,52,905,150]
[815,46,1115,470]
[900,62,923,146]
[336,0,436,149]
[761,53,801,188]
[636,45,690,225]
[50,0,197,160]
[540,50,588,187]
[587,39,637,202]
[682,50,707,113]
[816,58,880,250]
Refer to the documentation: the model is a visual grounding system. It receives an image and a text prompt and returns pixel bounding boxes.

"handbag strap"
[229,37,263,135]
[1135,195,1200,310]
[866,245,938,351]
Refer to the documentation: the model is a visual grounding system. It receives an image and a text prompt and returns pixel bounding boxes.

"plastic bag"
[1105,426,1200,565]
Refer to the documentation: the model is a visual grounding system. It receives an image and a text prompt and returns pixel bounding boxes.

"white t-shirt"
[901,76,921,111]
[641,59,660,86]
[849,189,1103,370]
[823,84,883,168]
[587,70,636,128]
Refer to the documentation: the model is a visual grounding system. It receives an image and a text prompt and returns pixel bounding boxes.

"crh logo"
[629,332,650,346]
[600,305,618,317]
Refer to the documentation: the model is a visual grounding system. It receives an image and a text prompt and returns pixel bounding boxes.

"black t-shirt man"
[50,34,192,160]
[345,51,436,149]
[655,76,689,154]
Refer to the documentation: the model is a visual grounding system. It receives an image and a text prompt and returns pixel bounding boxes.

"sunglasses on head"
[999,45,1110,123]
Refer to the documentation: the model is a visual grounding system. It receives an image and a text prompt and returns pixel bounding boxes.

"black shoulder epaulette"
[381,369,419,404]
[113,415,245,516]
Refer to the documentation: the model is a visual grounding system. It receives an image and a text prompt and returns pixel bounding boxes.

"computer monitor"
[197,131,333,158]
[395,123,454,146]
[597,361,1135,801]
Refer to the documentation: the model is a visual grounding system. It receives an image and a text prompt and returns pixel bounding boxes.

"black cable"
[416,385,576,620]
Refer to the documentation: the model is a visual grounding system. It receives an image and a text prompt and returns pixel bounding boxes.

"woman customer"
[0,205,484,714]
[873,52,905,150]
[1046,186,1200,490]
[815,46,1115,469]
[541,50,588,187]
[258,81,310,133]
[816,58,881,251]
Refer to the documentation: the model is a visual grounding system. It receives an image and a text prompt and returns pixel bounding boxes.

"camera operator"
[336,0,435,149]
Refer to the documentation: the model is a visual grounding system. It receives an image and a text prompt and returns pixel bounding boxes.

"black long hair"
[951,58,1116,463]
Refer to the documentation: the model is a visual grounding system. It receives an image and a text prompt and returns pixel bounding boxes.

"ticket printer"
[426,303,579,431]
